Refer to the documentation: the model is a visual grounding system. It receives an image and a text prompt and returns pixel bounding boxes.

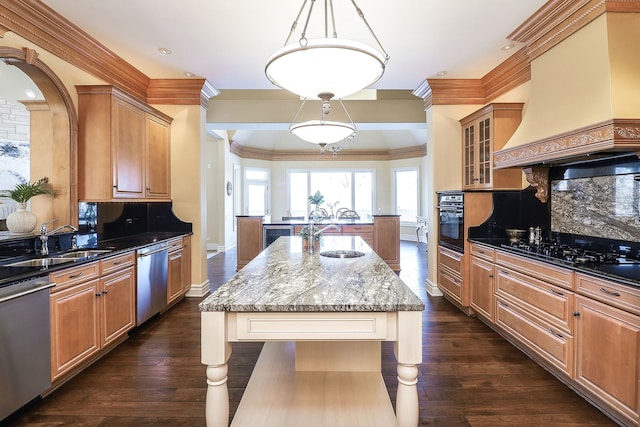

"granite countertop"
[0,231,190,288]
[264,219,374,226]
[470,238,640,288]
[200,236,425,313]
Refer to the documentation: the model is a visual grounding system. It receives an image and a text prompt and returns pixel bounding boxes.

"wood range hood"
[494,3,640,172]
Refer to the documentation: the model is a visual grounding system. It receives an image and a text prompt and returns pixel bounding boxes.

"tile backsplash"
[551,173,640,243]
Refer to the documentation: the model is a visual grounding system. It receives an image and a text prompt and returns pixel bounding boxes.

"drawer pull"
[548,288,564,296]
[453,278,461,284]
[111,261,123,265]
[599,287,621,297]
[548,328,564,338]
[69,271,84,279]
[500,270,510,276]
[498,301,509,308]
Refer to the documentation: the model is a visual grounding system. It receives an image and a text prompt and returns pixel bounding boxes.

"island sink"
[319,250,365,258]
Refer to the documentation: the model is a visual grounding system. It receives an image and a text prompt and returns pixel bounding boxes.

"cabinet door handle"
[488,274,494,278]
[102,290,109,295]
[599,287,621,297]
[95,292,101,297]
[548,288,564,296]
[573,311,580,317]
[69,271,84,279]
[548,328,564,338]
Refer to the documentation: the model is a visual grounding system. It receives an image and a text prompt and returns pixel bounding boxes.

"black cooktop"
[500,241,640,285]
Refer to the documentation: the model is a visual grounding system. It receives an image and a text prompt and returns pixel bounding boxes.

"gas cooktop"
[501,241,640,267]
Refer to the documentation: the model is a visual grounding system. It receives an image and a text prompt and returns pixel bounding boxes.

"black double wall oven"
[437,191,464,253]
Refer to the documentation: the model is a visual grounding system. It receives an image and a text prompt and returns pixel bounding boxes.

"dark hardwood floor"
[3,241,617,426]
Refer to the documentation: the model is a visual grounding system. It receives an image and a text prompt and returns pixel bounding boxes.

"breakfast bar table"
[200,236,424,427]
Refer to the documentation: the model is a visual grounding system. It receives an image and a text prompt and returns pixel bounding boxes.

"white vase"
[5,202,37,234]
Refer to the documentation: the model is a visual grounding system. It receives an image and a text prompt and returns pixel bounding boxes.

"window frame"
[392,166,419,226]
[243,166,270,216]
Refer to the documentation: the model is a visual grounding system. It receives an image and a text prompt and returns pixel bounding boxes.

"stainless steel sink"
[319,250,365,258]
[4,258,77,267]
[56,249,112,259]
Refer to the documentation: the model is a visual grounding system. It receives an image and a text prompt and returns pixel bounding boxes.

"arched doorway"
[0,46,78,229]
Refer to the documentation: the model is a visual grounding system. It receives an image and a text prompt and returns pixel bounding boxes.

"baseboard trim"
[425,278,443,297]
[185,279,210,298]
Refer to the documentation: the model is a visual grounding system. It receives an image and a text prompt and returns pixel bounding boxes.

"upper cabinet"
[461,103,523,190]
[77,85,173,201]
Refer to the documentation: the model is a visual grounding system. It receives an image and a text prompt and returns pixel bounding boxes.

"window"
[287,169,374,218]
[393,168,418,224]
[244,167,269,215]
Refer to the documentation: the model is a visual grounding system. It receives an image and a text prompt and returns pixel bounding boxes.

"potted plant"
[1,177,55,234]
[308,190,325,220]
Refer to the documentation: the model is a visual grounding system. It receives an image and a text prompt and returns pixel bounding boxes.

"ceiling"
[38,0,548,152]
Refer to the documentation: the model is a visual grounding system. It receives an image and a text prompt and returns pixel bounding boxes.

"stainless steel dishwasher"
[0,276,55,421]
[136,241,169,325]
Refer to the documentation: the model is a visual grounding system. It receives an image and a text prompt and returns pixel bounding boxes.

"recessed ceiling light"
[436,71,447,77]
[501,43,515,51]
[185,72,196,78]
[158,47,172,55]
[24,89,36,99]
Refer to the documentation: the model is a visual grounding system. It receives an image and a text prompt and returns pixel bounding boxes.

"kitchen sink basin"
[319,250,365,259]
[4,257,77,267]
[56,249,113,259]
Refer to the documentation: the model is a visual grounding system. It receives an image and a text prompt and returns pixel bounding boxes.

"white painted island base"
[201,310,422,427]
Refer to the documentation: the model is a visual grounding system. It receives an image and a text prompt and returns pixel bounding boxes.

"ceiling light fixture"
[290,92,356,148]
[158,47,172,55]
[501,43,515,51]
[265,0,389,100]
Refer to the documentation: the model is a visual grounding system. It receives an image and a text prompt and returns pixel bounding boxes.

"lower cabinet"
[50,252,135,382]
[469,244,495,322]
[456,244,640,426]
[574,274,640,426]
[438,245,465,307]
[373,215,401,272]
[167,236,192,304]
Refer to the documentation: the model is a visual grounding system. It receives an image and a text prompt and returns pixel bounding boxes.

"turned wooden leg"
[205,363,229,427]
[396,362,419,427]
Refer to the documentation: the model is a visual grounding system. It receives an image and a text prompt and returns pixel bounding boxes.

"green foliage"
[307,190,325,206]
[298,225,321,241]
[1,177,55,203]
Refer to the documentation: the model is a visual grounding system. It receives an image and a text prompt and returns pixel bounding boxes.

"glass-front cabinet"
[461,103,524,191]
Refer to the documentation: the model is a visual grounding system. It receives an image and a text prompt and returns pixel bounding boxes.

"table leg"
[205,364,229,426]
[416,226,420,246]
[396,362,419,427]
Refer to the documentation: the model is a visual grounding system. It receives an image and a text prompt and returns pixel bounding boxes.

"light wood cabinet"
[469,243,495,322]
[438,245,465,307]
[574,294,640,425]
[167,238,186,305]
[342,224,374,247]
[237,216,264,270]
[50,252,135,381]
[77,85,172,201]
[373,215,400,272]
[182,236,192,294]
[461,103,523,190]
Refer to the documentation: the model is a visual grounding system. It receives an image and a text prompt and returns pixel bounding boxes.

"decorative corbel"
[22,47,39,65]
[0,24,9,38]
[523,166,549,203]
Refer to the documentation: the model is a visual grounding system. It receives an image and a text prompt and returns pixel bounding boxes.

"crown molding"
[0,0,149,101]
[508,0,640,61]
[416,46,531,107]
[230,141,427,162]
[0,0,210,106]
[494,119,640,168]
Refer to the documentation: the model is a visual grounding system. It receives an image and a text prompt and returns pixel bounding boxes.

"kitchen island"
[200,236,424,427]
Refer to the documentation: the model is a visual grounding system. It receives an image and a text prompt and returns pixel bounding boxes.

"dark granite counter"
[470,238,640,288]
[0,231,190,289]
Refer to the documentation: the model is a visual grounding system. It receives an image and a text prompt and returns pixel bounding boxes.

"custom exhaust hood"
[494,6,640,170]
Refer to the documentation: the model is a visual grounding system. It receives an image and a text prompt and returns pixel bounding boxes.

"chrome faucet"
[306,220,340,254]
[39,223,79,256]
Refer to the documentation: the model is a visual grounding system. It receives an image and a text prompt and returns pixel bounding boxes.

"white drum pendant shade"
[265,38,387,100]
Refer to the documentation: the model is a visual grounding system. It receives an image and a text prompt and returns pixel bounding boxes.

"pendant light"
[265,0,389,100]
